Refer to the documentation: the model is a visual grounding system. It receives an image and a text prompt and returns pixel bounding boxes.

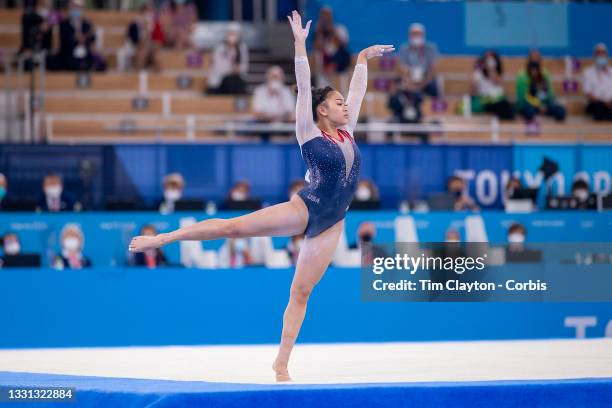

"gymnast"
[128,10,393,382]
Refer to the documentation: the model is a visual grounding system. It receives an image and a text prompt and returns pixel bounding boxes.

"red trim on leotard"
[320,129,353,144]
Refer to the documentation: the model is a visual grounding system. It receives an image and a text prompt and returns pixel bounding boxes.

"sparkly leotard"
[293,56,368,237]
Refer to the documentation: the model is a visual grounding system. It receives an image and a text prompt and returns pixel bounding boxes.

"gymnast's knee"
[290,283,314,305]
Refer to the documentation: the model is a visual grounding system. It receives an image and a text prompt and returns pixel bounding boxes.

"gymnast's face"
[318,91,349,126]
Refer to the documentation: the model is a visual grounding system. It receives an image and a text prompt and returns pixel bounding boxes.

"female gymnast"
[128,10,393,382]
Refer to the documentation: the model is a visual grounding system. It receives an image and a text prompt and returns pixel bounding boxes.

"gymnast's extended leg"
[128,194,308,252]
[272,218,344,381]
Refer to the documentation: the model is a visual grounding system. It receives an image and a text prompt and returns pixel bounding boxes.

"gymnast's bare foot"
[272,360,292,382]
[128,234,164,253]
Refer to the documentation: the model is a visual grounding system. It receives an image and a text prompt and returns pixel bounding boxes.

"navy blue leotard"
[293,56,367,238]
[297,129,361,237]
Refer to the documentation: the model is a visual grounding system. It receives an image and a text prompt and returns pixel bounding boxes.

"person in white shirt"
[251,65,296,141]
[207,23,248,94]
[471,50,515,120]
[583,42,612,121]
[253,66,296,123]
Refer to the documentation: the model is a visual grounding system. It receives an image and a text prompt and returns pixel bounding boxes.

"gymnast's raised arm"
[345,45,395,133]
[287,10,318,146]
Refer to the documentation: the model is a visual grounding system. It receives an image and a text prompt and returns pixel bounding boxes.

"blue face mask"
[0,186,5,200]
[70,9,81,19]
[596,56,608,68]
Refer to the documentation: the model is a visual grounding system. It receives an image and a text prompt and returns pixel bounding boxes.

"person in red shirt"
[131,224,168,268]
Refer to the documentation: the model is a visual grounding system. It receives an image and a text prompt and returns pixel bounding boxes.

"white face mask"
[356,186,372,201]
[4,241,20,255]
[485,57,497,70]
[446,238,460,243]
[508,233,525,244]
[231,190,247,201]
[268,79,283,91]
[410,36,424,47]
[574,189,589,202]
[45,185,62,198]
[63,237,80,251]
[164,189,182,202]
[38,7,49,18]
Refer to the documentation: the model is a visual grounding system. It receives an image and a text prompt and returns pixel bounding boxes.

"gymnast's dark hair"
[311,86,335,121]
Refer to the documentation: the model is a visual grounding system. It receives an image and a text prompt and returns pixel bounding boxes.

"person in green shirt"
[515,51,565,122]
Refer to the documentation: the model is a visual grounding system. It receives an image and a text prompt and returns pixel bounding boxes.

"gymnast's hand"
[287,10,311,43]
[357,45,395,64]
[128,234,164,253]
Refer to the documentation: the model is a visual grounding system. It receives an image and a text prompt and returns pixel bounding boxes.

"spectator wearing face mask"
[120,2,162,71]
[471,50,515,120]
[516,50,565,123]
[447,175,479,212]
[252,66,296,136]
[222,180,261,210]
[53,223,91,270]
[571,179,593,208]
[351,179,381,209]
[130,224,168,268]
[160,0,196,50]
[2,233,22,257]
[286,233,305,266]
[397,23,439,99]
[387,77,426,142]
[218,238,253,268]
[505,222,542,263]
[1,232,42,268]
[207,23,248,94]
[37,173,74,212]
[312,6,351,87]
[583,43,612,121]
[227,181,250,202]
[19,0,54,57]
[350,222,387,263]
[51,0,106,71]
[158,173,185,214]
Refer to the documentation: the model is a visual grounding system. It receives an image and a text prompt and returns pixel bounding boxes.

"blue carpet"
[1,371,611,408]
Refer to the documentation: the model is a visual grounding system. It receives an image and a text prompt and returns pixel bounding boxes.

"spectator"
[218,238,253,268]
[445,229,461,243]
[471,50,515,120]
[447,175,479,212]
[37,173,74,212]
[571,179,592,208]
[252,65,296,126]
[286,233,305,266]
[19,0,54,56]
[160,0,196,50]
[158,173,185,214]
[130,224,167,268]
[120,2,161,71]
[51,0,106,71]
[287,179,306,200]
[312,6,350,87]
[397,23,439,99]
[583,43,612,121]
[504,177,523,202]
[353,179,380,202]
[227,180,251,202]
[387,77,426,142]
[53,223,92,269]
[516,50,565,122]
[507,222,526,250]
[349,222,387,262]
[207,23,248,94]
[1,232,22,257]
